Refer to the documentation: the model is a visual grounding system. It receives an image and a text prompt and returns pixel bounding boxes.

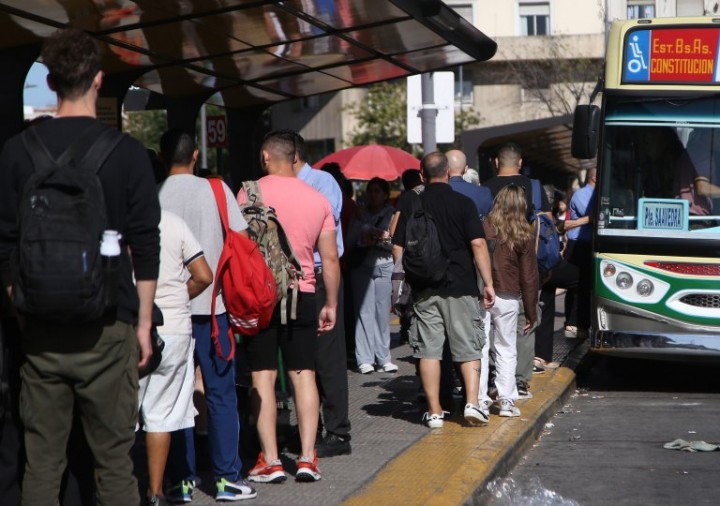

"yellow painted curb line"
[343,366,577,506]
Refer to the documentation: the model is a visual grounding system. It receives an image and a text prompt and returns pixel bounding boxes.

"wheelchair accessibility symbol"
[627,35,648,74]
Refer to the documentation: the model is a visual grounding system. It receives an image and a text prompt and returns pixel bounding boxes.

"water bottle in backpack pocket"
[100,230,122,309]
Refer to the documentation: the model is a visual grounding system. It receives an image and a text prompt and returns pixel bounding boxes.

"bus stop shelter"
[0,0,497,185]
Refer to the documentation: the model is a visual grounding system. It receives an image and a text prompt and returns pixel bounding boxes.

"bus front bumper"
[592,297,720,360]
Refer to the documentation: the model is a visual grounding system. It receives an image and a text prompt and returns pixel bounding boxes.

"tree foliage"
[344,80,411,151]
[122,109,168,153]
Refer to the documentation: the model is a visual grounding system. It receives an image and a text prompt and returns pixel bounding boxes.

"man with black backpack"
[485,142,551,400]
[0,29,160,505]
[392,152,495,429]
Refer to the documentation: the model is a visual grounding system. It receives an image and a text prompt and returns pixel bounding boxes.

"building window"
[519,3,550,36]
[627,1,655,19]
[448,2,474,24]
[455,66,474,104]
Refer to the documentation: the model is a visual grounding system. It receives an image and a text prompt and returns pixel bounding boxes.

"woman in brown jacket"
[481,184,539,418]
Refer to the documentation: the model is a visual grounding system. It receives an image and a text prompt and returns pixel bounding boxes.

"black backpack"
[402,192,448,287]
[13,123,124,323]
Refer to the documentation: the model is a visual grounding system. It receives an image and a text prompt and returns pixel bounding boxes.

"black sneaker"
[315,433,352,457]
[516,380,533,400]
[533,365,546,374]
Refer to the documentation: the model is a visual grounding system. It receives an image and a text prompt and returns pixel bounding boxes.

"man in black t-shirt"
[0,29,160,505]
[392,153,495,428]
[484,142,551,217]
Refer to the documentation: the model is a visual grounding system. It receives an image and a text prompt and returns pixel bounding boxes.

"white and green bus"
[572,17,720,360]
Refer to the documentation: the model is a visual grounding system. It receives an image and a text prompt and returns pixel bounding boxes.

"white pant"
[479,293,520,403]
[478,307,492,404]
[138,333,196,432]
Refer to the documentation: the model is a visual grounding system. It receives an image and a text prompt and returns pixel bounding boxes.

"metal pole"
[420,72,438,154]
[200,104,208,170]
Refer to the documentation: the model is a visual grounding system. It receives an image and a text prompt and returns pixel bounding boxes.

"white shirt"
[155,211,204,334]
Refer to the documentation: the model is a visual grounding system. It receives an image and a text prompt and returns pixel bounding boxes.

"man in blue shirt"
[447,150,493,220]
[290,132,352,458]
[565,167,596,339]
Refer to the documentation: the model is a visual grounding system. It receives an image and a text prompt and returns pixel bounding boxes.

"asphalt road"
[483,354,720,506]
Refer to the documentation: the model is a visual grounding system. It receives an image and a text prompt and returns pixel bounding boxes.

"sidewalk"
[186,294,587,505]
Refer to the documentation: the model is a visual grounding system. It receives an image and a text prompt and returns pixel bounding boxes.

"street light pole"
[420,72,438,154]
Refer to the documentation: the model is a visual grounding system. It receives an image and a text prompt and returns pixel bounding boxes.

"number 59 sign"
[206,115,228,148]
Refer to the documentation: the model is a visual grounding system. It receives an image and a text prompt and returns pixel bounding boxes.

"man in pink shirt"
[237,130,340,483]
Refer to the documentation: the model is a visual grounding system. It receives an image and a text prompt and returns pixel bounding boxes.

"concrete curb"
[343,340,590,506]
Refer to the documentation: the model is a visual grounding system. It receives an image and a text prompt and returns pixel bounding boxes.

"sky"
[24,62,56,108]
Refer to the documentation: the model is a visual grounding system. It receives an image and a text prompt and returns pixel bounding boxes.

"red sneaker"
[247,452,286,483]
[295,453,321,482]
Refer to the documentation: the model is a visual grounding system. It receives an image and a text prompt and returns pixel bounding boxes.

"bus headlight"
[598,259,669,304]
[603,263,616,277]
[616,272,633,289]
[636,279,654,297]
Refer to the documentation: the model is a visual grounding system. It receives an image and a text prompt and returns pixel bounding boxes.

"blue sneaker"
[165,480,194,503]
[215,477,257,501]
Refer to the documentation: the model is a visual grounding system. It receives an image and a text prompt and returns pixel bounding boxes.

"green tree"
[344,80,411,151]
[122,109,167,152]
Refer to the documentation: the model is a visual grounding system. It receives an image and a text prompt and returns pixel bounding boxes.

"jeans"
[169,314,241,483]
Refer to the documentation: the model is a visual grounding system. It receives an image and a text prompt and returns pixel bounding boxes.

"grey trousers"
[352,261,394,367]
[515,299,541,383]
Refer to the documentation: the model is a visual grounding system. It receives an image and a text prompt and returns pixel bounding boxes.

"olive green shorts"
[410,295,486,362]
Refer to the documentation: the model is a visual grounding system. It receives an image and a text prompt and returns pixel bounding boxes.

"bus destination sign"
[638,198,689,231]
[623,27,720,84]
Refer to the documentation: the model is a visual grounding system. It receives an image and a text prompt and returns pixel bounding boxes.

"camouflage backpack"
[239,181,304,324]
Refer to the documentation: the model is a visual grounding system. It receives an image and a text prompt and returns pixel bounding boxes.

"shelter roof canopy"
[0,0,497,109]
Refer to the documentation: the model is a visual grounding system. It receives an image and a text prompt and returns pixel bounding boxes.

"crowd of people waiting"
[0,27,598,506]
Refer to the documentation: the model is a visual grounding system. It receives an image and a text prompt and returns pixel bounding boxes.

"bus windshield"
[599,96,720,238]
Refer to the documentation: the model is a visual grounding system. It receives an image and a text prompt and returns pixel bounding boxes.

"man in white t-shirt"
[158,130,256,502]
[138,210,212,505]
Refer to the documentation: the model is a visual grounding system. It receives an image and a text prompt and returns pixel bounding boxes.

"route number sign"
[207,115,228,148]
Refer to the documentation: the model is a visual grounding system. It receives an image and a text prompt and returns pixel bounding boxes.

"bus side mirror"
[571,105,600,159]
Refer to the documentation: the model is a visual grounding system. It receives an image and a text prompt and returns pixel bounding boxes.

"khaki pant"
[20,321,139,506]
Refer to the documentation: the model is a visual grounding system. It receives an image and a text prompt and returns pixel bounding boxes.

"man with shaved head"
[392,152,495,429]
[446,149,493,220]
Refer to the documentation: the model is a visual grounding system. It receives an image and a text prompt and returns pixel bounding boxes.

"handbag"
[391,253,412,313]
[139,327,165,379]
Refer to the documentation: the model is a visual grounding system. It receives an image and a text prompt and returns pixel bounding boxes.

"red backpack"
[208,179,277,360]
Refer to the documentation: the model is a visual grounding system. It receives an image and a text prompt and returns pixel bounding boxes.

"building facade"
[270,0,713,171]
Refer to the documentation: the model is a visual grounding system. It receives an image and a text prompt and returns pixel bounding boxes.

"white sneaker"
[498,399,521,417]
[378,362,398,373]
[463,403,489,425]
[422,411,448,429]
[358,363,374,374]
[480,399,493,412]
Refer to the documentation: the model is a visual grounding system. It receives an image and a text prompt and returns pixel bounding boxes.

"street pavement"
[490,356,720,505]
[178,293,584,505]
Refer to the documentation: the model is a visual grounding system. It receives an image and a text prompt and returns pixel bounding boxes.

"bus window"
[601,97,720,234]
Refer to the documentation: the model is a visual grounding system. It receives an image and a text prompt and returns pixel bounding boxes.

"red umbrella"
[313,144,419,181]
